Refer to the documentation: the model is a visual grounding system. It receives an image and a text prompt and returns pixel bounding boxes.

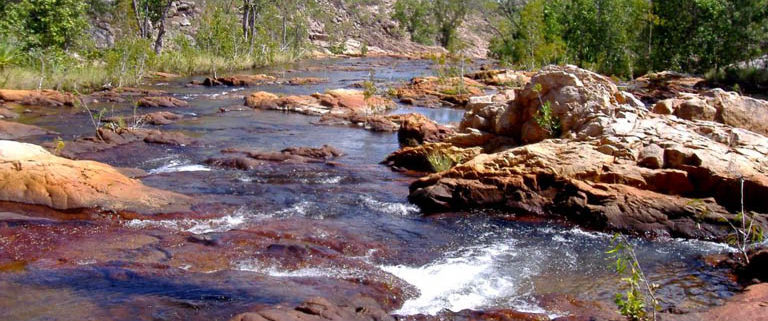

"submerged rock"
[668,283,768,321]
[206,145,344,170]
[136,96,189,108]
[231,297,394,321]
[401,65,768,240]
[104,111,184,126]
[0,89,79,107]
[53,127,195,159]
[0,140,192,212]
[0,119,52,139]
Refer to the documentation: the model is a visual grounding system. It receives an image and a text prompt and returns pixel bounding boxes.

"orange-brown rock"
[652,89,768,136]
[104,111,183,126]
[245,89,395,116]
[285,77,328,85]
[0,89,79,107]
[383,142,482,173]
[397,113,454,146]
[396,76,485,108]
[0,140,192,212]
[203,74,277,87]
[628,71,705,105]
[136,96,189,108]
[466,69,532,87]
[407,65,768,240]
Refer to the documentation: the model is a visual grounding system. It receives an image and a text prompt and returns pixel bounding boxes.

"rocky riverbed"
[0,57,766,320]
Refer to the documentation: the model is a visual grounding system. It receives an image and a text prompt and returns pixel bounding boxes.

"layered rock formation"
[652,88,768,137]
[245,89,396,116]
[0,89,79,107]
[0,140,192,212]
[395,76,485,108]
[397,65,768,240]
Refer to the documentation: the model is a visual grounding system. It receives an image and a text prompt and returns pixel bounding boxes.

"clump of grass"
[426,151,462,172]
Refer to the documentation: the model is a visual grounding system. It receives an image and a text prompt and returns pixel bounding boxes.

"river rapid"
[0,57,740,320]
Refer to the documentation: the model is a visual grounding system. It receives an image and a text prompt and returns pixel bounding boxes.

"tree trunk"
[154,0,173,54]
[132,0,145,38]
[242,0,250,41]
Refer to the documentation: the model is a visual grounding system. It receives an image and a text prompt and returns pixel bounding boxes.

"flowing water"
[0,57,739,320]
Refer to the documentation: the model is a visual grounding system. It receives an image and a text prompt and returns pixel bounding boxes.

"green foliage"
[53,137,66,155]
[426,151,462,172]
[532,83,561,136]
[0,39,20,69]
[0,0,89,50]
[393,0,468,49]
[607,234,659,321]
[393,0,437,45]
[489,0,768,78]
[362,70,377,100]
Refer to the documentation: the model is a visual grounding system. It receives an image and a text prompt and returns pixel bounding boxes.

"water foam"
[380,240,544,316]
[235,260,361,279]
[124,208,248,234]
[149,159,211,174]
[360,196,420,216]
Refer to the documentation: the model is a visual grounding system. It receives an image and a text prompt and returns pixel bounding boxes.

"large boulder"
[0,140,192,212]
[397,113,454,146]
[460,65,626,144]
[407,65,768,240]
[136,96,189,108]
[651,89,768,136]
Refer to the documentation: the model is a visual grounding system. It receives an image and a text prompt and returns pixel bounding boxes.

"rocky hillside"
[88,0,492,58]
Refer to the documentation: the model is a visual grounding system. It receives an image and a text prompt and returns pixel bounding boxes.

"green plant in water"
[607,234,659,321]
[363,70,377,100]
[53,137,66,155]
[426,151,462,172]
[532,83,561,137]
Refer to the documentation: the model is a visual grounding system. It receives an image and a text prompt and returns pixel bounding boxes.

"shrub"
[607,234,659,321]
[426,151,462,172]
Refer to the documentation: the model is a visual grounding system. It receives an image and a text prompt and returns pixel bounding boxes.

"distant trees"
[392,0,469,50]
[0,0,89,50]
[488,0,768,77]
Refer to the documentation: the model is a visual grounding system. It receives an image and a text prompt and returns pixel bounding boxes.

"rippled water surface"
[0,57,740,320]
